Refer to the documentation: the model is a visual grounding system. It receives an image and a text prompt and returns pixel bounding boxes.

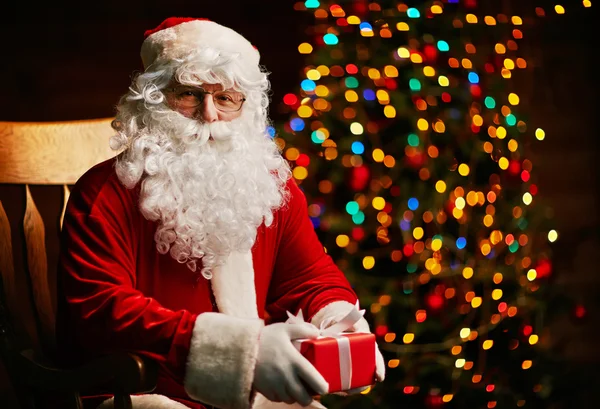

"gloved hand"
[253,322,330,407]
[333,386,370,397]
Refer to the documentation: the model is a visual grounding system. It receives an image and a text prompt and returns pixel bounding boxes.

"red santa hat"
[140,17,260,71]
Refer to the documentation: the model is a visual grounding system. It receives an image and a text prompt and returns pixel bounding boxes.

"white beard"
[114,109,289,279]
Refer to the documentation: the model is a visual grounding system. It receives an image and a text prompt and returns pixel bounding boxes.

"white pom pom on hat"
[140,17,260,71]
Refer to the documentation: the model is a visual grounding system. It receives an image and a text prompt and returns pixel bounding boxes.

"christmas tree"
[274,1,590,408]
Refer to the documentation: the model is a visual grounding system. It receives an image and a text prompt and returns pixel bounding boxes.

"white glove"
[253,322,330,407]
[333,386,370,397]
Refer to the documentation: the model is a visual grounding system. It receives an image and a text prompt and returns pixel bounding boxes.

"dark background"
[0,0,312,123]
[0,0,597,406]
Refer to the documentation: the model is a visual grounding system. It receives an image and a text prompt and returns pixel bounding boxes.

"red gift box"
[293,332,376,393]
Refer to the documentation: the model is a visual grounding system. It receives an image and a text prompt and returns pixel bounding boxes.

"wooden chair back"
[0,118,118,361]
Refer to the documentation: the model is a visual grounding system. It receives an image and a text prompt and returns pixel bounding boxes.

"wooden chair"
[0,119,158,409]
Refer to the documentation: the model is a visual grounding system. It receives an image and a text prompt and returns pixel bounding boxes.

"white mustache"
[208,121,234,141]
[157,109,236,145]
[184,120,235,146]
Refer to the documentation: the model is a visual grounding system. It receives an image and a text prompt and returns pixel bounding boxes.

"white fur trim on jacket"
[97,394,191,409]
[211,250,259,318]
[252,394,326,409]
[184,313,263,409]
[94,385,328,409]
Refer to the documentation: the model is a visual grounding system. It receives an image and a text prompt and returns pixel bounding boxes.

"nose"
[198,94,219,123]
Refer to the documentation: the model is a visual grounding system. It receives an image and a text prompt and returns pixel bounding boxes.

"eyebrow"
[173,84,224,90]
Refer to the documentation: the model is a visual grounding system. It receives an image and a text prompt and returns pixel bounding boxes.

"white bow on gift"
[285,301,366,391]
[285,300,366,336]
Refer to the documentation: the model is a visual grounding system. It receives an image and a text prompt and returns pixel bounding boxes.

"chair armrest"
[11,349,158,394]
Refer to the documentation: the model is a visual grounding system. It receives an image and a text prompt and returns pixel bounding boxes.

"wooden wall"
[0,1,597,407]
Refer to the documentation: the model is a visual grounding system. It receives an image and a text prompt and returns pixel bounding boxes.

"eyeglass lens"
[171,87,245,112]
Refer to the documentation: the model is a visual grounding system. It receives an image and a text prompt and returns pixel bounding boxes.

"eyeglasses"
[166,86,246,112]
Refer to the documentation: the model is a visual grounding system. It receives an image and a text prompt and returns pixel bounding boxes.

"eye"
[216,94,234,102]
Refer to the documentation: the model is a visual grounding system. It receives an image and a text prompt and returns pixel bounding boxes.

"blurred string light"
[279,0,587,406]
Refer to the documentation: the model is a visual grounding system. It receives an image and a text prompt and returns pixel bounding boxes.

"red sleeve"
[57,178,197,382]
[266,179,358,322]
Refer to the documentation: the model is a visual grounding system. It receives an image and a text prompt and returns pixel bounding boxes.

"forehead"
[198,83,225,91]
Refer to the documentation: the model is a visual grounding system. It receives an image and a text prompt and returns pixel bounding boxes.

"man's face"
[116,77,288,276]
[165,83,245,122]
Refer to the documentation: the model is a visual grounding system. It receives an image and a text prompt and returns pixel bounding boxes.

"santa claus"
[56,17,384,409]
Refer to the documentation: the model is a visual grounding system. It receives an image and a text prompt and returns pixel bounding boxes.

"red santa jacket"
[56,157,358,409]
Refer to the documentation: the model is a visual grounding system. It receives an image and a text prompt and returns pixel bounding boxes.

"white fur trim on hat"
[184,312,263,409]
[141,20,260,70]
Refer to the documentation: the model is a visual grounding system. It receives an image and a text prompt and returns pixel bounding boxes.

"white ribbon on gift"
[286,301,365,391]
